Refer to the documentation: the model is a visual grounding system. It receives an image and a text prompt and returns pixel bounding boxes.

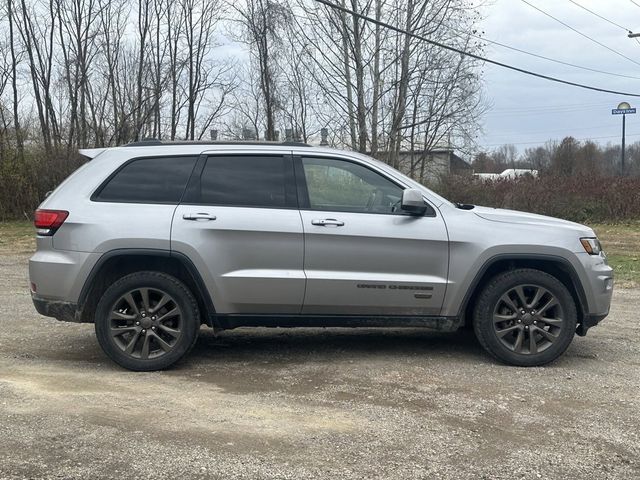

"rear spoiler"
[78,148,106,160]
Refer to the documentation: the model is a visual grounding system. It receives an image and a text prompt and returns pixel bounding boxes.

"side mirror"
[401,188,427,215]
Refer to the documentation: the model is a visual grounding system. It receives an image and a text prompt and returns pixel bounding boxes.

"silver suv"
[29,141,613,371]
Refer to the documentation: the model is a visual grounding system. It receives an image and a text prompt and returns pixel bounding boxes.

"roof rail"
[126,138,163,146]
[124,139,312,147]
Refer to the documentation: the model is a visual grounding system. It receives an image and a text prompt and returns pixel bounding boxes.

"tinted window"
[197,155,289,207]
[302,157,404,214]
[96,156,197,203]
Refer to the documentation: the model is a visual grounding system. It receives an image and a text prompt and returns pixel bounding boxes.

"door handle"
[183,212,217,221]
[311,218,344,227]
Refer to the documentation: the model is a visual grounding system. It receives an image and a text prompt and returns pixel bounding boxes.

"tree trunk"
[7,0,23,157]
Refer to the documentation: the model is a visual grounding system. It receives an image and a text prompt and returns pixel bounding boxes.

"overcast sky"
[477,0,640,152]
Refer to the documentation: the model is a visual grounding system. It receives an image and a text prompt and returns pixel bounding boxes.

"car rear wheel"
[95,271,200,371]
[473,268,577,366]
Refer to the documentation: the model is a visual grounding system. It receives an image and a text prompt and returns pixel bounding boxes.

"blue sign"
[612,108,636,115]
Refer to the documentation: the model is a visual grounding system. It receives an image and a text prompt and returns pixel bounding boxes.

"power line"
[465,31,640,80]
[485,104,614,117]
[480,132,640,148]
[489,101,610,112]
[630,0,640,8]
[484,123,614,138]
[313,0,640,97]
[566,0,632,33]
[521,0,640,68]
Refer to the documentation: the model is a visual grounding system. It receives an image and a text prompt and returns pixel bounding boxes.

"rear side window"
[95,156,197,204]
[190,155,292,208]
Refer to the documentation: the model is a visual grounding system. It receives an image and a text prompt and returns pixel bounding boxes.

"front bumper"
[32,294,80,323]
[575,252,613,335]
[577,313,608,336]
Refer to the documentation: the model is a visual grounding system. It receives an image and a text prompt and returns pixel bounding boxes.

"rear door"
[171,152,305,314]
[296,155,449,316]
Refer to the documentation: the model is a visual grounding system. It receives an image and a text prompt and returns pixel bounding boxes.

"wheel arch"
[460,254,588,327]
[77,249,215,326]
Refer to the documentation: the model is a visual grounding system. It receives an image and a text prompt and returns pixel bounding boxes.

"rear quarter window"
[94,156,198,204]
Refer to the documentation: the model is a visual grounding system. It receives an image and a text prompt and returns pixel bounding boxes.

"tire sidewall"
[95,272,200,371]
[474,269,578,367]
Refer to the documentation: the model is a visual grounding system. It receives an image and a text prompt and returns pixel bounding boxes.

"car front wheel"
[473,268,578,366]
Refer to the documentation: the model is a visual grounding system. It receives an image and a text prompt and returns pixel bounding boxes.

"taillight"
[34,209,69,236]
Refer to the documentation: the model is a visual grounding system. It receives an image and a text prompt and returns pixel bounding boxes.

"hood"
[472,206,593,234]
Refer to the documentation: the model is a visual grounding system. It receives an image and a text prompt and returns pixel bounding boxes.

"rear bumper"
[29,248,100,304]
[32,294,80,323]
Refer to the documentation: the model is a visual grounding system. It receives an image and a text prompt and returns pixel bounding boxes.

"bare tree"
[0,0,485,168]
[232,0,291,141]
[183,0,230,140]
[55,0,102,149]
[6,0,23,156]
[97,0,129,144]
[16,0,62,154]
[224,63,265,140]
[134,0,151,140]
[294,0,484,167]
[0,24,12,155]
[276,24,321,143]
[165,0,186,140]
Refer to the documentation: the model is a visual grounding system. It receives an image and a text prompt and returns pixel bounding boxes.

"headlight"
[580,237,603,255]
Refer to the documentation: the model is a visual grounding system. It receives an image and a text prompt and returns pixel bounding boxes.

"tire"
[94,271,200,371]
[473,268,577,367]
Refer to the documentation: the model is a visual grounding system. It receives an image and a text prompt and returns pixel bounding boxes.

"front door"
[297,156,449,316]
[171,152,305,314]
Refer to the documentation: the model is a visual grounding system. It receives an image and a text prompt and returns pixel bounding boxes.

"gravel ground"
[0,253,639,480]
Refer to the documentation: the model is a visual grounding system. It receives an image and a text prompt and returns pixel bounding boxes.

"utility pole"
[622,112,626,176]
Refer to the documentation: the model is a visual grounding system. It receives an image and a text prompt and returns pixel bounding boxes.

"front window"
[302,157,405,214]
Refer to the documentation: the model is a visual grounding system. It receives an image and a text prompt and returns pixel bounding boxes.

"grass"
[1,220,638,286]
[0,221,35,255]
[591,223,640,287]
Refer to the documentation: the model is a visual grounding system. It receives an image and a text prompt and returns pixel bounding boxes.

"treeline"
[436,173,640,223]
[435,137,640,223]
[0,0,484,169]
[472,137,640,177]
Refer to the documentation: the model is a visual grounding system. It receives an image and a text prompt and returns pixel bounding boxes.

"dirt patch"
[1,254,639,479]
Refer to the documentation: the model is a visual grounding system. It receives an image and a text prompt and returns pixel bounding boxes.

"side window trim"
[181,153,298,209]
[293,155,436,217]
[293,154,310,209]
[91,154,200,205]
[181,153,208,204]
